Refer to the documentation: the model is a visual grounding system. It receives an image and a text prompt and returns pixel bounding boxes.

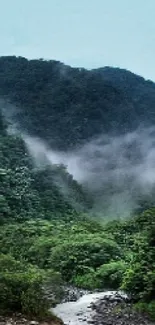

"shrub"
[49,236,121,281]
[0,254,50,318]
[73,261,126,290]
[134,300,155,320]
[73,268,99,289]
[95,260,127,289]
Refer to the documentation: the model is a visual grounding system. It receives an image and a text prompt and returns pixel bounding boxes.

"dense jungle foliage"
[0,57,155,320]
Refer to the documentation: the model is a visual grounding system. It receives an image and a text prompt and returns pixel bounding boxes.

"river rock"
[0,315,62,325]
[53,290,155,325]
[61,286,89,303]
[91,299,155,325]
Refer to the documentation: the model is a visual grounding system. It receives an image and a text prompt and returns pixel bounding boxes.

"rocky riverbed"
[90,293,155,325]
[2,291,154,325]
[53,291,155,325]
[0,314,63,325]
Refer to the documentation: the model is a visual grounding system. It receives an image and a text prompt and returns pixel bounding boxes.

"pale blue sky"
[1,0,155,80]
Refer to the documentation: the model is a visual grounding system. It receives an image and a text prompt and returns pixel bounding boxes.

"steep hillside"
[0,111,91,225]
[1,56,155,150]
[0,57,155,321]
[0,108,92,321]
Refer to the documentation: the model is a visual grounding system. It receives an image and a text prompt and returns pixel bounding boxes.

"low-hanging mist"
[1,100,155,218]
[24,126,155,219]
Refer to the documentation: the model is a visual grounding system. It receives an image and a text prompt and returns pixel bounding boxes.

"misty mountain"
[0,114,92,224]
[1,56,155,151]
[0,58,155,317]
[1,56,155,217]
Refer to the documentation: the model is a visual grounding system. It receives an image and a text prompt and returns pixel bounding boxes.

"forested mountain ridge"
[0,112,91,224]
[1,56,155,150]
[0,108,92,321]
[0,56,155,321]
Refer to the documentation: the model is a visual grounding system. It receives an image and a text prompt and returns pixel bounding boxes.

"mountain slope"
[0,112,91,224]
[0,57,155,321]
[1,56,155,150]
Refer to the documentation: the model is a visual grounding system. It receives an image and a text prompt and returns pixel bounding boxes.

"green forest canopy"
[0,56,155,320]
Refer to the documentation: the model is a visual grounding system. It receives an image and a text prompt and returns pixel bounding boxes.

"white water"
[52,291,122,325]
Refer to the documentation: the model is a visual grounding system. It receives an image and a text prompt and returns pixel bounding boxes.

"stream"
[52,290,122,325]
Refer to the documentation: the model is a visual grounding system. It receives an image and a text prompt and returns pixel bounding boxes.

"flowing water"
[52,291,119,325]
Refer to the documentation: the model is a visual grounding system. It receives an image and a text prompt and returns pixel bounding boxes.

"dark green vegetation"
[0,56,155,320]
[1,56,155,149]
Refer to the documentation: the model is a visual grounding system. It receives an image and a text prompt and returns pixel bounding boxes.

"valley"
[0,56,155,324]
